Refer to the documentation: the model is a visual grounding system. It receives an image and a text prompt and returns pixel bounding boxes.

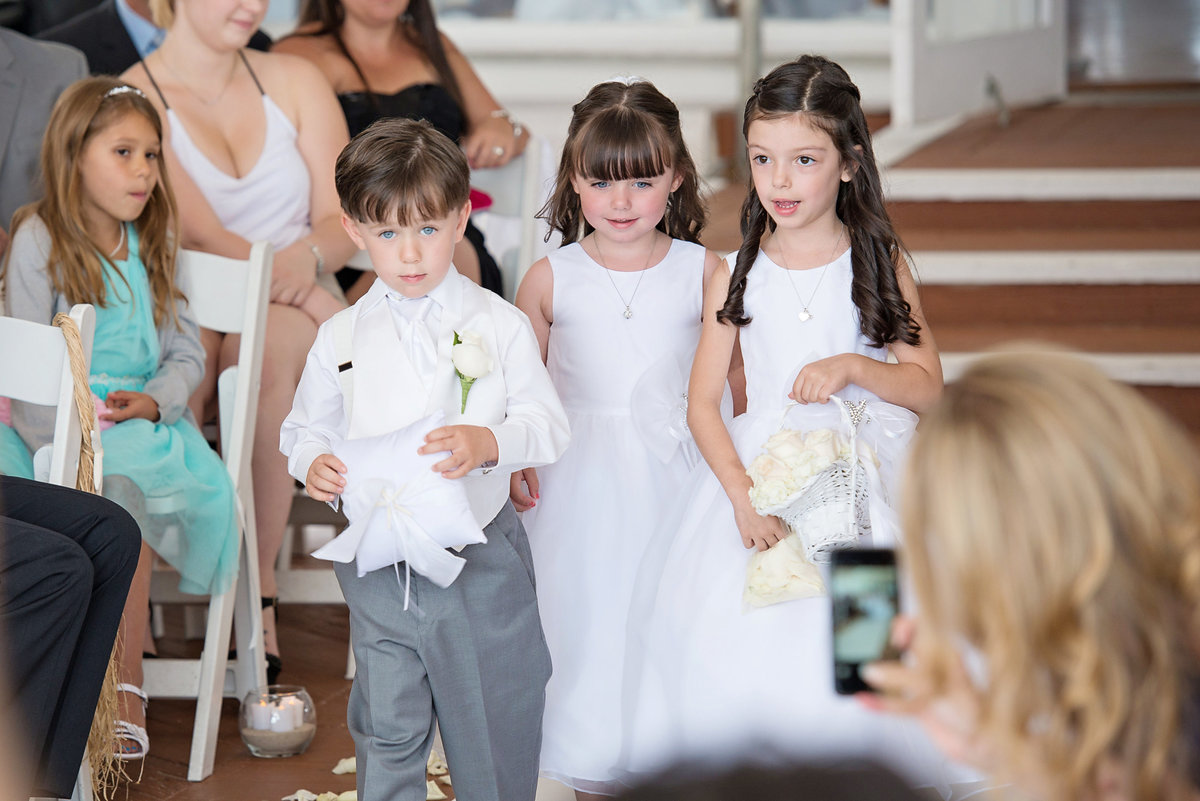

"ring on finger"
[492,145,505,157]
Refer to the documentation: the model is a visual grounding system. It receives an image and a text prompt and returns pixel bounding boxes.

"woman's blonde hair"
[3,76,183,328]
[149,0,173,28]
[902,347,1200,801]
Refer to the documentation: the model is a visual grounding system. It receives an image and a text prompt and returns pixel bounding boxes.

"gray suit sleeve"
[4,217,65,451]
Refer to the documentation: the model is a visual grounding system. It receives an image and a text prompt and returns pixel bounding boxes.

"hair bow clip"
[606,74,646,86]
[104,85,146,99]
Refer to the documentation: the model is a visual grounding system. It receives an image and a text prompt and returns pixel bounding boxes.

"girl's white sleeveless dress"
[619,249,977,792]
[523,238,706,794]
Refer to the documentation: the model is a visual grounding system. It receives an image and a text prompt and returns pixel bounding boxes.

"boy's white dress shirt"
[281,268,570,528]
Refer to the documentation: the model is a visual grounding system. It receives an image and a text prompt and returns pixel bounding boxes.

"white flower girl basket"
[743,394,916,608]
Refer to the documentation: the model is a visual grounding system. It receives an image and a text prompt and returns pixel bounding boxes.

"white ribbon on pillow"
[313,411,486,608]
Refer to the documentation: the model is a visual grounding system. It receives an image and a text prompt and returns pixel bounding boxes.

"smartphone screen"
[830,548,899,695]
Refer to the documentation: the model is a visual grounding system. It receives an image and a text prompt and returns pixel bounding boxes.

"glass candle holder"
[239,684,316,758]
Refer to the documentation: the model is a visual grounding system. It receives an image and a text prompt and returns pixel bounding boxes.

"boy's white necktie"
[402,296,438,380]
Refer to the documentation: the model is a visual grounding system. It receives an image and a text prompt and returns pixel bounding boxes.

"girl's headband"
[104,85,146,100]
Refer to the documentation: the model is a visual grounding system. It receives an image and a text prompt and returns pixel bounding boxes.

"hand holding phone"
[830,548,900,695]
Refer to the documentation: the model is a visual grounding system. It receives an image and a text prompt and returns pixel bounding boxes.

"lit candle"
[269,695,305,732]
[249,699,272,730]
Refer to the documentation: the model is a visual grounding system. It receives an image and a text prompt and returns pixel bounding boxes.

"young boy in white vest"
[280,117,569,801]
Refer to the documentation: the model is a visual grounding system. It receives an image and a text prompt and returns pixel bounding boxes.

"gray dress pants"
[335,502,552,801]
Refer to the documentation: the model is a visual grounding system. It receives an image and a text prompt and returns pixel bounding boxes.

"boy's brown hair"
[335,117,470,225]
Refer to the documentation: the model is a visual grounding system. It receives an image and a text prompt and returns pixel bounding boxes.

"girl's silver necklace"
[107,223,126,258]
[593,236,657,320]
[776,227,845,323]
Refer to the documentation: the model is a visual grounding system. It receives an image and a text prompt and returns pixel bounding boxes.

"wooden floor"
[126,604,361,801]
[115,91,1199,800]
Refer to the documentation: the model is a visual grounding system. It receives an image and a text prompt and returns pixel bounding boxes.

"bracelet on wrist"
[489,108,524,140]
[306,239,324,277]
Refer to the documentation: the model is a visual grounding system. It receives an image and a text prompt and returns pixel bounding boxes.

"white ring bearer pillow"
[630,352,734,469]
[312,410,486,608]
[742,371,917,609]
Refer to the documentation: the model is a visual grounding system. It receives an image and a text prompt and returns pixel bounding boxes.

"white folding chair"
[0,304,96,488]
[470,134,557,301]
[141,242,272,781]
[0,304,98,801]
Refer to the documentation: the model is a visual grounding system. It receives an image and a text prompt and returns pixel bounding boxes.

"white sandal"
[115,682,149,760]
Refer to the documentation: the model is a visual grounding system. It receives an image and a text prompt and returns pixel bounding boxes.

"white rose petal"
[426,780,448,800]
[744,533,825,607]
[452,342,493,379]
[282,792,320,801]
[457,330,485,347]
[332,757,356,775]
[336,792,358,801]
[426,750,448,776]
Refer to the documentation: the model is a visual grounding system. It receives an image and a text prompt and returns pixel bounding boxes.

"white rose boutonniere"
[451,330,493,412]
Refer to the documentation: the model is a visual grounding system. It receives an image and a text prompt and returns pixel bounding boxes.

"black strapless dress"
[337,83,504,296]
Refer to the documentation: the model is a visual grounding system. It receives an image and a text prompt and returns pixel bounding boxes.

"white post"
[736,0,762,178]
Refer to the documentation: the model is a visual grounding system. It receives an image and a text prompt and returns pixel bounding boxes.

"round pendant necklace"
[776,227,845,323]
[593,236,658,320]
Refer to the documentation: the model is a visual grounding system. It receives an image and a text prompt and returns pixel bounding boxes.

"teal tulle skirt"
[95,398,239,597]
[0,421,34,480]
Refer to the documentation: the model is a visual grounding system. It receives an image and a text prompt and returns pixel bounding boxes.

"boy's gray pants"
[334,502,552,801]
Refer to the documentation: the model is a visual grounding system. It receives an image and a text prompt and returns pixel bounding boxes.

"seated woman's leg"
[188,327,225,426]
[251,303,319,666]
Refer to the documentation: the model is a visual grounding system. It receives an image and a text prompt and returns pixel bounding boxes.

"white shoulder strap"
[330,306,356,421]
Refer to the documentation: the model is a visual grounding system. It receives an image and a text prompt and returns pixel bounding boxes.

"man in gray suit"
[0,27,86,255]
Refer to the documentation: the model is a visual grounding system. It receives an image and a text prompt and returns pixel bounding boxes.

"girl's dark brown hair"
[292,0,464,114]
[539,80,706,246]
[3,76,183,329]
[719,55,919,349]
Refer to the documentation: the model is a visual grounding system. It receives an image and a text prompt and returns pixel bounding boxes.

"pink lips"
[607,218,637,230]
[398,274,426,283]
[773,200,799,216]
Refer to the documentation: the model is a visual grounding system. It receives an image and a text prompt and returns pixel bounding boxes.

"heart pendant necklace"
[777,227,845,323]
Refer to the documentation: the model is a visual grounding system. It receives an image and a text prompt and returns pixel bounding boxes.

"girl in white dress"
[620,56,977,792]
[512,78,724,799]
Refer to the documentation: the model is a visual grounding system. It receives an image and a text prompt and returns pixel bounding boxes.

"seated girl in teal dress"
[1,77,237,761]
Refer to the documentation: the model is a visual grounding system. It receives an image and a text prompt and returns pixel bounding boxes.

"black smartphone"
[830,548,900,695]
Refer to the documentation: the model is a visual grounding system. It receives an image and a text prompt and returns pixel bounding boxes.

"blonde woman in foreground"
[865,348,1200,801]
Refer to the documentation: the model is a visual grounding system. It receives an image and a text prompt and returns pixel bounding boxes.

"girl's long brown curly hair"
[719,55,918,349]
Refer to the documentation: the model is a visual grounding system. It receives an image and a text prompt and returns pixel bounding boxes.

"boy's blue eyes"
[377,227,437,239]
